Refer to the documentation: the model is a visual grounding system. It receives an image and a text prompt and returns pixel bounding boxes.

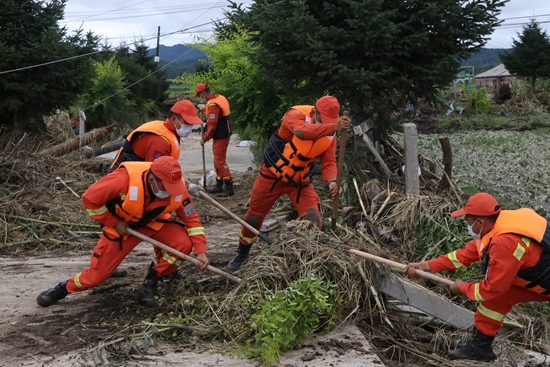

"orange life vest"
[103,161,184,238]
[477,209,550,294]
[108,121,180,173]
[206,95,232,139]
[263,105,334,187]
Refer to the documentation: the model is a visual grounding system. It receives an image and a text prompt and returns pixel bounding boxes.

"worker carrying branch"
[37,156,209,308]
[226,95,351,271]
[405,193,550,361]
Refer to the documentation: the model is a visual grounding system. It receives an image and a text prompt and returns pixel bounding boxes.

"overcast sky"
[61,0,550,50]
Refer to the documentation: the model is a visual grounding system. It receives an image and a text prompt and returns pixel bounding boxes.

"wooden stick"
[340,245,454,286]
[331,111,349,230]
[127,228,242,283]
[186,180,274,244]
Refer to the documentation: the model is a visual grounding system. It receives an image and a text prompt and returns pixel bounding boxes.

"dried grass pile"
[0,132,107,253]
[503,92,550,115]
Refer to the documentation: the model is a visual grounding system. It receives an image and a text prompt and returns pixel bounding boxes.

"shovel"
[127,228,242,283]
[187,181,274,245]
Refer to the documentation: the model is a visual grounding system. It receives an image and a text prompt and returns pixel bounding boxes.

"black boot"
[226,244,251,271]
[110,268,128,278]
[448,327,496,361]
[36,281,68,307]
[207,178,223,194]
[218,180,234,197]
[141,262,159,308]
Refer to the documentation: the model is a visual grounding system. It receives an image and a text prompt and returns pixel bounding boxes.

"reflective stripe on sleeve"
[513,243,526,261]
[447,251,464,269]
[86,205,108,217]
[161,249,183,266]
[186,226,205,237]
[473,283,485,302]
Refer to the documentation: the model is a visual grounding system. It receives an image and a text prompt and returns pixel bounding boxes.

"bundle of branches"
[0,132,106,254]
[503,92,550,115]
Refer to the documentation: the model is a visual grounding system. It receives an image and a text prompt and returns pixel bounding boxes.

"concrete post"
[404,123,419,194]
[78,108,86,136]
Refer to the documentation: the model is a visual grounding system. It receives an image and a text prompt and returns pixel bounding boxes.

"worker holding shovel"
[405,193,550,361]
[36,156,209,308]
[226,95,351,271]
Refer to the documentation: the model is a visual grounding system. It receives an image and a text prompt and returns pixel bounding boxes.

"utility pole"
[154,26,160,63]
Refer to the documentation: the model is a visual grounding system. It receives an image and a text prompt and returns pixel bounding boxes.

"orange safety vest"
[264,105,334,187]
[103,161,184,238]
[126,121,180,160]
[478,209,550,294]
[206,95,232,139]
[108,121,180,173]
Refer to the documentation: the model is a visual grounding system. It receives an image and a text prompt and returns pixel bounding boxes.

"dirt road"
[0,131,385,366]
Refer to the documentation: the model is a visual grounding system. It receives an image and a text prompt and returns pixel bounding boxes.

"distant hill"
[461,48,511,75]
[147,44,207,79]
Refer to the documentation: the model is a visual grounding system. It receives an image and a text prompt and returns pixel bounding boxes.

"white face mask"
[467,219,481,239]
[151,178,170,199]
[176,122,193,138]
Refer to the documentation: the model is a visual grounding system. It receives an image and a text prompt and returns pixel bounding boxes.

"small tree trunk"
[37,124,117,157]
[531,77,537,94]
[13,110,26,141]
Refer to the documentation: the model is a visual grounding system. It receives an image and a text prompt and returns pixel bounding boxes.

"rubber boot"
[207,178,223,194]
[448,327,496,361]
[218,180,234,197]
[36,281,68,307]
[141,262,159,308]
[226,244,251,271]
[110,268,128,278]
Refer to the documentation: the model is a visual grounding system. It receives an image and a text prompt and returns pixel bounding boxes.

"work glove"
[187,183,202,197]
[198,104,206,111]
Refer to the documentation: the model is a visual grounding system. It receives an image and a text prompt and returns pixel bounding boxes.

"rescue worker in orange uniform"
[405,193,550,361]
[36,156,210,308]
[108,99,203,173]
[226,95,351,271]
[195,83,234,197]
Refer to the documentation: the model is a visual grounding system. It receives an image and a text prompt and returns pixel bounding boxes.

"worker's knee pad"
[305,209,320,227]
[245,214,261,230]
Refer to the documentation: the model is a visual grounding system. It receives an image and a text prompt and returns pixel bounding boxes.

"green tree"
[0,0,99,135]
[501,20,550,94]
[176,28,291,159]
[81,56,133,128]
[224,0,507,135]
[112,42,170,120]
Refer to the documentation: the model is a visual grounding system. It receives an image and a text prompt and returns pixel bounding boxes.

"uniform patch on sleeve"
[152,151,164,159]
[183,198,191,206]
[184,203,196,216]
[209,114,216,119]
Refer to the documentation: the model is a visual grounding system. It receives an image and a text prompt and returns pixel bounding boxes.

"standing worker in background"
[36,157,210,308]
[195,83,234,197]
[405,193,550,361]
[226,96,351,271]
[108,100,203,174]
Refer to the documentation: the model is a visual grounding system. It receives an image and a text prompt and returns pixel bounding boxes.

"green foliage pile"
[245,276,337,366]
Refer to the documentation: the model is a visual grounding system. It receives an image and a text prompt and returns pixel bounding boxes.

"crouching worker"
[404,193,550,361]
[37,156,209,308]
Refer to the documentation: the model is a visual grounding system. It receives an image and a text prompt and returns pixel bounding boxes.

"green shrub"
[466,88,492,115]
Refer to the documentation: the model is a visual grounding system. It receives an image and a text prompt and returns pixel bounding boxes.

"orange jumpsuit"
[429,218,550,336]
[130,120,179,161]
[204,95,232,182]
[238,107,338,246]
[67,165,206,293]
